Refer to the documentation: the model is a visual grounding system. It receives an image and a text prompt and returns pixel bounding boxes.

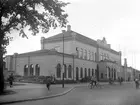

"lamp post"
[62,30,65,88]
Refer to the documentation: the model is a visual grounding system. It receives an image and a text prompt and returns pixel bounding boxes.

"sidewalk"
[0,82,132,104]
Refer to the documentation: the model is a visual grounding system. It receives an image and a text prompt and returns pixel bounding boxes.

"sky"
[6,0,140,70]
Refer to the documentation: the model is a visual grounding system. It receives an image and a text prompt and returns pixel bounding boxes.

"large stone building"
[5,25,132,81]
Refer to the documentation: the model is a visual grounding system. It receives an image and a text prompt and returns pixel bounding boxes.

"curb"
[0,87,75,104]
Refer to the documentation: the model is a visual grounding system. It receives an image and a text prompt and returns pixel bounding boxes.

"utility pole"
[62,30,65,88]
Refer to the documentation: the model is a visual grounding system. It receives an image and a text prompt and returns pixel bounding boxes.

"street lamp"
[62,30,65,88]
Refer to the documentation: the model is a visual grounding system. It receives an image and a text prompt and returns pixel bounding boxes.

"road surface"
[4,82,140,105]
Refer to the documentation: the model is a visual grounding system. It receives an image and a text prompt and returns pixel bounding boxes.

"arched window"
[68,65,72,78]
[88,68,90,77]
[24,65,28,76]
[76,47,79,57]
[56,63,61,78]
[88,51,91,60]
[85,50,87,59]
[108,67,110,78]
[112,68,114,78]
[81,48,83,58]
[64,64,67,78]
[92,52,94,61]
[114,69,116,80]
[35,64,40,76]
[76,67,79,80]
[101,73,103,79]
[92,69,94,76]
[30,64,34,76]
[85,68,87,77]
[80,68,83,78]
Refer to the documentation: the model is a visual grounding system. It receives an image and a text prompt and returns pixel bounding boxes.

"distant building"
[5,25,137,81]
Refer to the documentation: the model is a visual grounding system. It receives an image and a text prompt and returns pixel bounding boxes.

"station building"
[5,25,126,81]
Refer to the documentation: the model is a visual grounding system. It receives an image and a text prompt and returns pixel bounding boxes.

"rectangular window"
[101,73,103,79]
[94,53,96,61]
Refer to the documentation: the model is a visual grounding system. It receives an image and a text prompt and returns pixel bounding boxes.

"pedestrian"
[90,76,94,88]
[109,77,112,85]
[94,76,97,87]
[121,77,123,84]
[135,79,139,89]
[118,77,121,85]
[8,73,14,88]
[46,77,51,90]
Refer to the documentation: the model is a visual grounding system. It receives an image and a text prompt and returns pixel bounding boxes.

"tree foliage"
[0,0,69,93]
[0,0,69,47]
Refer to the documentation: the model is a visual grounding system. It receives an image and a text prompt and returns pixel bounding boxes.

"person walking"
[120,77,123,85]
[90,76,94,89]
[46,77,51,90]
[118,77,122,85]
[8,73,14,88]
[109,77,113,85]
[135,78,139,89]
[94,76,97,87]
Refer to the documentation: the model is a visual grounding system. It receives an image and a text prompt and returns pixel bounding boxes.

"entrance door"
[76,67,79,80]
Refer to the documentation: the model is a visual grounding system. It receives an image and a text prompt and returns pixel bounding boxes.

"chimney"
[41,37,45,43]
[41,37,45,49]
[67,25,71,31]
[124,58,127,67]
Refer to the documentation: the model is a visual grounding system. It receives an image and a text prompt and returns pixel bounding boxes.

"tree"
[0,0,69,93]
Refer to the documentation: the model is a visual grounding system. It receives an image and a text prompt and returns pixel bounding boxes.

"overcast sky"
[6,0,140,70]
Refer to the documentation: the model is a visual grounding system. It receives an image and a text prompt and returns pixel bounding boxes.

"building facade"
[5,25,135,81]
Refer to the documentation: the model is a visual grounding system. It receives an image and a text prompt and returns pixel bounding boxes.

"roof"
[44,30,120,55]
[98,45,120,55]
[44,30,97,47]
[7,49,73,58]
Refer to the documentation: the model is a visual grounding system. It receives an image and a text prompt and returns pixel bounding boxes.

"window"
[88,51,91,60]
[108,67,110,78]
[30,64,34,76]
[85,50,87,59]
[76,47,79,57]
[64,64,67,78]
[92,69,94,76]
[76,67,79,80]
[68,65,72,78]
[56,64,61,78]
[114,69,116,80]
[24,65,28,76]
[92,52,94,61]
[81,48,83,59]
[80,68,83,78]
[85,68,87,77]
[112,68,114,78]
[95,53,96,61]
[35,64,40,76]
[88,68,90,77]
[101,73,103,79]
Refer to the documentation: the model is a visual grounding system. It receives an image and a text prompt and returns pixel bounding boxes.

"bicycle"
[88,81,102,89]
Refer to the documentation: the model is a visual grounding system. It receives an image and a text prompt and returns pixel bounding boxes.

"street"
[3,82,140,105]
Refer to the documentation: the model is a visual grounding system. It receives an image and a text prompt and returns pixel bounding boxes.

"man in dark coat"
[46,77,51,90]
[8,73,14,88]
